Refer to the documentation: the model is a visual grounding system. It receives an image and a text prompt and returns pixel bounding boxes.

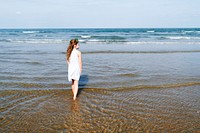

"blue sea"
[1,28,200,44]
[0,28,200,90]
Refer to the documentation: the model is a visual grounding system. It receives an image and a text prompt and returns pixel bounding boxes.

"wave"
[85,39,126,43]
[1,39,200,45]
[0,39,68,44]
[117,73,138,77]
[1,38,200,45]
[125,41,200,45]
[82,50,200,54]
[0,39,11,42]
[183,30,200,34]
[81,35,91,39]
[93,35,126,40]
[22,31,40,34]
[1,49,200,55]
[0,81,200,90]
[0,82,69,90]
[111,82,200,91]
[147,30,155,33]
[166,36,194,40]
[87,39,100,42]
[1,28,200,44]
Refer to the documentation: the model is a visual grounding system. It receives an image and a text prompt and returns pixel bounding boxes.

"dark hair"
[66,39,79,61]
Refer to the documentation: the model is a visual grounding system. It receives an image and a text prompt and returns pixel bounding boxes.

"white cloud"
[15,11,21,15]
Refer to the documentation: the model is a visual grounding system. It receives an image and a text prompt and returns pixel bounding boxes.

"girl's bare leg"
[71,80,75,97]
[73,80,79,100]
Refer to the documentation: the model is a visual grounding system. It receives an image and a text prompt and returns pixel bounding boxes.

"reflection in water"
[68,99,84,132]
[71,99,80,112]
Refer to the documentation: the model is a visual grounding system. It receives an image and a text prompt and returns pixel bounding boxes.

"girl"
[66,39,82,100]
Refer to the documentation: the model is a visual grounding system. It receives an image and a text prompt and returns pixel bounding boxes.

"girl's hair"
[66,39,79,61]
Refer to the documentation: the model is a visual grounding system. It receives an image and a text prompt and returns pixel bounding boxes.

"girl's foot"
[73,96,76,100]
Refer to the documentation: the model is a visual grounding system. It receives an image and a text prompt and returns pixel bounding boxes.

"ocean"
[0,28,200,90]
[1,28,200,132]
[1,28,200,44]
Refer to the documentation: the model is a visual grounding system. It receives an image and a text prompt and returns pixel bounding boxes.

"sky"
[0,0,200,28]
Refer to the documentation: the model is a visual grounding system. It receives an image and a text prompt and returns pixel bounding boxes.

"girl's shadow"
[78,74,89,96]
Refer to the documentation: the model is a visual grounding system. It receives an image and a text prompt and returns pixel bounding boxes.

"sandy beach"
[1,84,200,132]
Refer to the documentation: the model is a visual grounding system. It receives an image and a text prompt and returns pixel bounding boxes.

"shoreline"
[1,81,200,91]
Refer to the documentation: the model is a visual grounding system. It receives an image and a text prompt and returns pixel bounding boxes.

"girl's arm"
[78,51,82,73]
[66,51,69,64]
[66,55,69,64]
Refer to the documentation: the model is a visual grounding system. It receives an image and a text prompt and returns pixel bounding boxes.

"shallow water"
[1,86,200,132]
[1,28,200,132]
[1,42,200,90]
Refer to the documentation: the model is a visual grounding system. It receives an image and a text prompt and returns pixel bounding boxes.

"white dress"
[68,49,80,81]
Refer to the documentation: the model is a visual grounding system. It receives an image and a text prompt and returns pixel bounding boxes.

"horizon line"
[0,27,200,30]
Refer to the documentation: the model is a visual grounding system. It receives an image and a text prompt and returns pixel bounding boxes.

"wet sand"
[1,84,200,132]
